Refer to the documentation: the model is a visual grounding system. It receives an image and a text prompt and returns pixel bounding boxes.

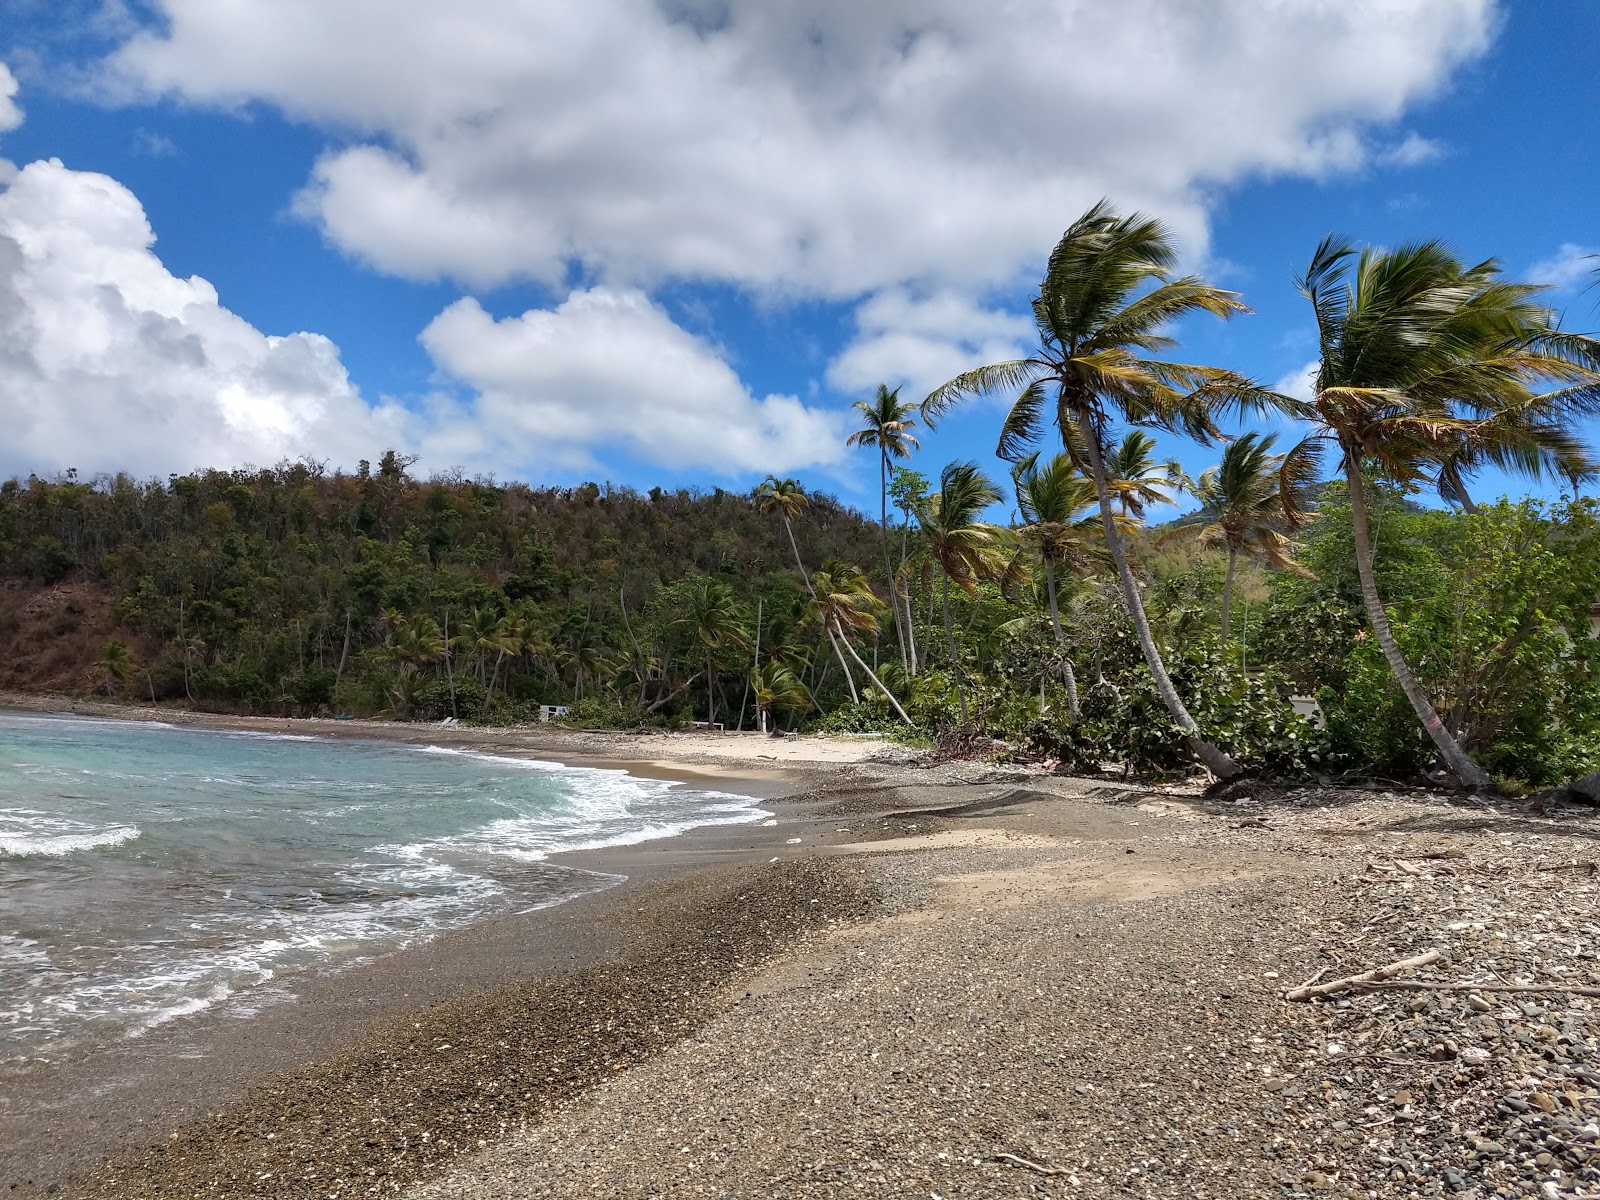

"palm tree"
[1013,453,1112,721]
[845,384,921,673]
[1283,236,1600,788]
[809,559,913,725]
[666,575,750,724]
[1169,432,1314,643]
[924,200,1276,779]
[1103,430,1192,519]
[751,663,808,734]
[914,462,1011,725]
[97,639,137,696]
[753,475,859,698]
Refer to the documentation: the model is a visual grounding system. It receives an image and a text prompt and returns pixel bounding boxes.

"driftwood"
[1344,980,1600,999]
[992,1152,1067,1176]
[1286,948,1600,1001]
[1284,950,1444,1001]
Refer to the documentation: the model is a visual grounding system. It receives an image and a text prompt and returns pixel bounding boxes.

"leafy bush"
[1021,627,1331,779]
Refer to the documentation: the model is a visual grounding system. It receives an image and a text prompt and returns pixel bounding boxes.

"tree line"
[2,201,1597,791]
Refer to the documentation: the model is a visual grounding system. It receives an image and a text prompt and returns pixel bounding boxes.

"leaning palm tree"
[1283,236,1600,788]
[914,462,1011,725]
[1169,432,1314,642]
[845,384,921,673]
[1013,453,1113,721]
[1103,430,1192,519]
[809,559,913,725]
[753,475,859,696]
[924,201,1276,778]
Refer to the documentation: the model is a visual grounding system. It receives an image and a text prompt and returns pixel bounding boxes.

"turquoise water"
[0,711,765,1067]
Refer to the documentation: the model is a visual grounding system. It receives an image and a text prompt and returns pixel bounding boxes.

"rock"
[1469,995,1494,1013]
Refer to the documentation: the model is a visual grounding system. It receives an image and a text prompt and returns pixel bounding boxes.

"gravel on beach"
[39,761,1600,1200]
[58,858,878,1200]
[409,782,1600,1200]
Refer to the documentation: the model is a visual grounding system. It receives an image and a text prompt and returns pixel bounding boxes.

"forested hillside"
[0,454,884,720]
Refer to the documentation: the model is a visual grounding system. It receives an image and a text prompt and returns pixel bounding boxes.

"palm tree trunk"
[941,572,967,725]
[1043,560,1080,722]
[899,518,919,674]
[782,516,817,600]
[1346,460,1493,789]
[881,452,909,675]
[335,609,352,683]
[834,619,913,725]
[1220,547,1238,644]
[1077,410,1240,780]
[829,629,860,703]
[179,598,194,705]
[706,657,716,724]
[737,597,760,733]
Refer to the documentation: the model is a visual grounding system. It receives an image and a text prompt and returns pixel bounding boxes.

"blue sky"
[0,1,1594,514]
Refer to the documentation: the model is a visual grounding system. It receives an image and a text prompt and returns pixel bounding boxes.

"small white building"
[538,704,570,723]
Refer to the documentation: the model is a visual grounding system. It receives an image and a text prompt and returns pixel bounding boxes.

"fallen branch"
[992,1152,1067,1176]
[1284,950,1444,1001]
[1347,980,1600,999]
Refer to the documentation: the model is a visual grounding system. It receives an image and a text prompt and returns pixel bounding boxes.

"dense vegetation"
[3,202,1598,791]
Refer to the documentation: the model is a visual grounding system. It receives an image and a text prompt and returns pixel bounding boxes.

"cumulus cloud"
[419,290,848,475]
[0,157,422,479]
[1528,243,1598,291]
[0,157,840,480]
[827,290,1032,404]
[103,0,1495,298]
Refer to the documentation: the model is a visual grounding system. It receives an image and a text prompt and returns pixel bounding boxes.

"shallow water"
[0,711,766,1066]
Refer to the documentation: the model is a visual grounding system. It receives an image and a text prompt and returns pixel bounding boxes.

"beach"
[2,701,1597,1198]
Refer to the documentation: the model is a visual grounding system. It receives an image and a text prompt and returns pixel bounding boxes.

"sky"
[0,0,1595,514]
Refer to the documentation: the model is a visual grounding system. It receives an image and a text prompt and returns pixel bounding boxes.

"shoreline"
[2,701,948,1196]
[0,691,912,797]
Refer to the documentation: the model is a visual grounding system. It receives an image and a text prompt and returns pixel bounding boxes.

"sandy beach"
[3,699,1598,1198]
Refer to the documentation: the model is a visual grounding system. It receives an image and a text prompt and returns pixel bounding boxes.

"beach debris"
[991,1151,1069,1175]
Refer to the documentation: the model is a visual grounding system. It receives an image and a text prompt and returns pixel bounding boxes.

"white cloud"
[0,157,838,480]
[1273,360,1320,403]
[419,290,847,475]
[826,289,1032,404]
[0,158,423,479]
[102,1,1495,299]
[0,63,21,134]
[1377,132,1446,167]
[1528,243,1598,291]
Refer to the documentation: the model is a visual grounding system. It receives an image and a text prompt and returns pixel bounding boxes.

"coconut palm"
[924,201,1278,778]
[753,475,860,698]
[666,575,750,724]
[1170,432,1314,643]
[845,384,921,673]
[1103,430,1192,519]
[751,663,808,734]
[97,639,137,696]
[1013,453,1113,721]
[914,462,1011,725]
[808,559,913,725]
[1284,236,1600,787]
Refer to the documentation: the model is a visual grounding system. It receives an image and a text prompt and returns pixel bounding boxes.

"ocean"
[0,710,766,1068]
